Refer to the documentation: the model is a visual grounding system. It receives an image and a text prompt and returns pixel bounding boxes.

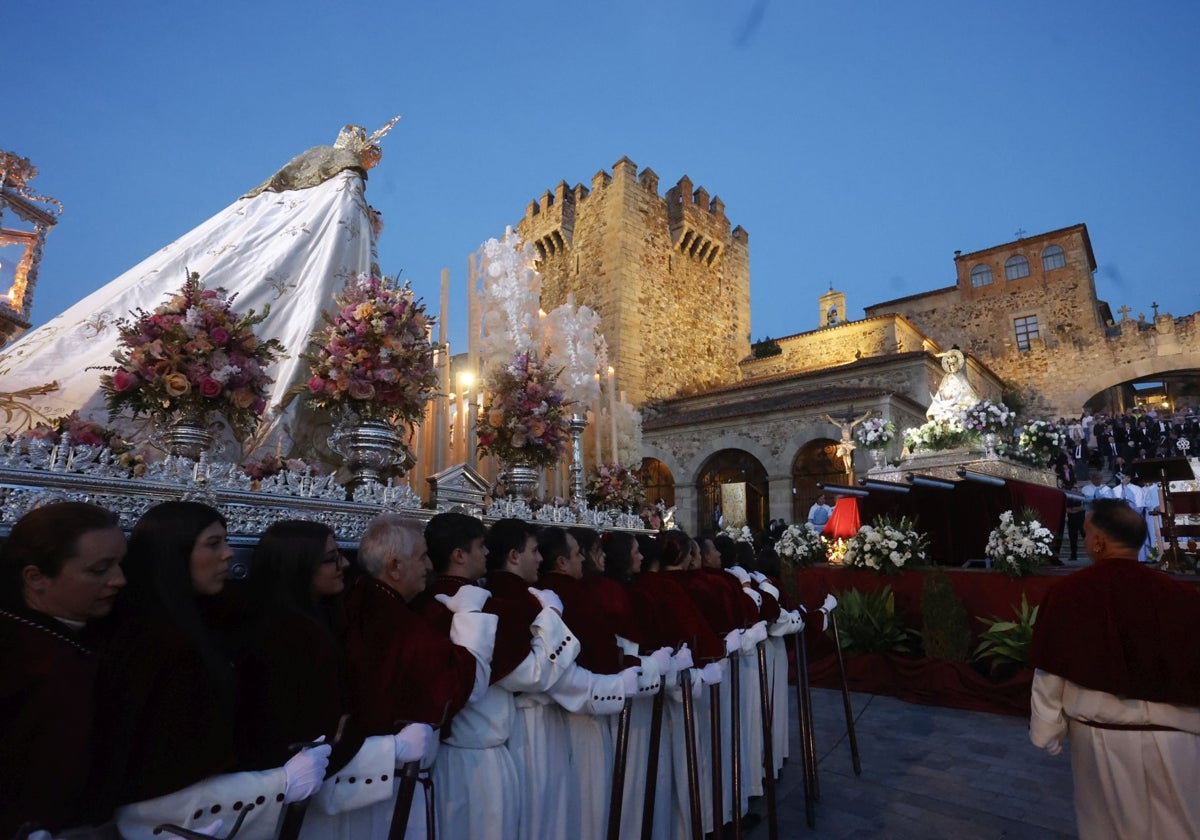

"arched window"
[697,449,768,534]
[635,457,675,509]
[791,438,846,523]
[969,264,993,288]
[1042,245,1065,271]
[1005,255,1030,281]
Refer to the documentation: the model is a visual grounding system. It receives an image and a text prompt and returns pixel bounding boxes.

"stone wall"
[519,157,750,405]
[863,224,1200,417]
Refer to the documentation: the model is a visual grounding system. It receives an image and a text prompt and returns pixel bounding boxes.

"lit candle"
[592,373,602,467]
[607,366,618,465]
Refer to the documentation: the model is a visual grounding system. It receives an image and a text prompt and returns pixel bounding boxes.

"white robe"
[1030,670,1200,839]
[0,170,374,454]
[434,605,578,840]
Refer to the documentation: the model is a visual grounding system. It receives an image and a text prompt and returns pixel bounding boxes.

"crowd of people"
[1,501,804,840]
[1052,407,1199,488]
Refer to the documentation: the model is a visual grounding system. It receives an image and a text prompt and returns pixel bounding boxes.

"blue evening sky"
[6,1,1198,354]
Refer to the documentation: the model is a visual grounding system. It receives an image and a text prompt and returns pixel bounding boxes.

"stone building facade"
[512,161,1198,533]
[518,156,751,405]
[863,224,1200,417]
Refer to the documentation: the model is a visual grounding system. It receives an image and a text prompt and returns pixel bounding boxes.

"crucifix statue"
[821,410,874,472]
[1117,304,1133,321]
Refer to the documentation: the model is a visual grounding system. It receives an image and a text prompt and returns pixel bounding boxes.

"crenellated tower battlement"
[518,156,751,405]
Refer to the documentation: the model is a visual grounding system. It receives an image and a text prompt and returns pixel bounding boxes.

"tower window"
[1042,245,1065,271]
[1014,314,1040,351]
[1005,255,1030,281]
[969,264,993,287]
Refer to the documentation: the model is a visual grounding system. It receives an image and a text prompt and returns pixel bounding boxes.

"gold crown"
[333,116,401,170]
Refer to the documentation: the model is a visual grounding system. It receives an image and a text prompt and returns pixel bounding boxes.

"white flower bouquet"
[902,416,971,453]
[775,523,827,567]
[855,417,897,450]
[843,515,929,574]
[985,508,1054,578]
[1016,420,1063,466]
[961,399,1014,435]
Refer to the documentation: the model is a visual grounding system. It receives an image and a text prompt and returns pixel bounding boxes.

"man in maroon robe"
[1029,498,1200,839]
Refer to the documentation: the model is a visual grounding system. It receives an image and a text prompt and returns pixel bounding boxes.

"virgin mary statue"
[0,118,399,457]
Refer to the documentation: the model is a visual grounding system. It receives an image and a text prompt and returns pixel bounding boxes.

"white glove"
[648,646,673,674]
[724,629,743,655]
[528,586,563,615]
[819,593,839,631]
[1043,739,1063,756]
[743,587,763,608]
[741,620,768,653]
[791,609,806,632]
[750,571,767,584]
[727,565,751,585]
[671,644,695,672]
[394,723,437,766]
[699,661,724,685]
[283,741,332,803]
[620,666,641,696]
[435,583,490,613]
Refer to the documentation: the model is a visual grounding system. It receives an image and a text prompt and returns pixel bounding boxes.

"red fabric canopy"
[822,496,861,540]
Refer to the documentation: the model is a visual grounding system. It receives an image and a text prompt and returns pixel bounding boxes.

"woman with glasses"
[238,519,435,837]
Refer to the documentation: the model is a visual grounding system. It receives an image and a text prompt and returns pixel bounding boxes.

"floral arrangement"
[824,537,850,564]
[961,400,1014,435]
[14,411,125,450]
[585,462,647,509]
[985,508,1054,578]
[97,272,284,438]
[902,416,971,453]
[477,351,571,468]
[842,515,929,574]
[775,523,827,567]
[304,274,437,425]
[1016,420,1064,466]
[723,524,754,545]
[242,452,325,481]
[855,417,896,450]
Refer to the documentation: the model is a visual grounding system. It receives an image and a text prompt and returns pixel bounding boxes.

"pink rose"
[307,375,325,393]
[210,327,229,345]
[112,370,139,392]
[199,377,222,398]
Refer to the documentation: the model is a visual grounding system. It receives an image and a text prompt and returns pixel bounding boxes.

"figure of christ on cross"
[821,410,874,473]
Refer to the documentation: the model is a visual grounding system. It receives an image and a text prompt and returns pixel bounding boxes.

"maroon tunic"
[625,571,726,664]
[412,575,533,685]
[536,571,631,674]
[671,569,740,636]
[90,608,239,808]
[0,608,98,836]
[1029,556,1200,706]
[235,604,362,774]
[698,567,756,629]
[584,574,644,648]
[341,576,479,731]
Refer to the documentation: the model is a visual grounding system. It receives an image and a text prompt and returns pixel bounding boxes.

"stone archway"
[697,448,769,534]
[792,438,848,523]
[636,457,675,509]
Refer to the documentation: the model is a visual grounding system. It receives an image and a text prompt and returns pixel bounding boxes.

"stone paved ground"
[745,688,1077,839]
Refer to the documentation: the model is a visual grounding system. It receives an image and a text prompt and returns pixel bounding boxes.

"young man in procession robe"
[534,526,663,840]
[1030,499,1200,839]
[326,515,497,840]
[627,535,729,840]
[715,535,773,812]
[413,513,581,840]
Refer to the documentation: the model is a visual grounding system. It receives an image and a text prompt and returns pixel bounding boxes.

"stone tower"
[517,156,751,405]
